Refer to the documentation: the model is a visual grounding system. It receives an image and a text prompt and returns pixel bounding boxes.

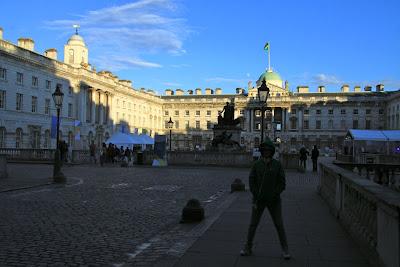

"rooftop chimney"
[44,48,57,60]
[354,86,361,92]
[297,86,309,93]
[205,88,213,95]
[215,88,222,95]
[175,89,184,96]
[364,85,372,92]
[0,27,3,40]
[376,84,384,92]
[236,88,244,94]
[341,84,350,92]
[187,89,193,95]
[317,86,325,93]
[195,88,202,95]
[165,89,174,96]
[18,38,34,51]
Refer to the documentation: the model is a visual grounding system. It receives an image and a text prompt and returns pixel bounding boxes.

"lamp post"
[257,79,270,143]
[167,117,174,151]
[52,84,65,183]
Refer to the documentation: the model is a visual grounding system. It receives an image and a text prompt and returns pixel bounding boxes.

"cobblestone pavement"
[0,164,253,266]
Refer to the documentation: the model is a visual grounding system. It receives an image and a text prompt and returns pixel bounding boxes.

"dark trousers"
[245,198,288,251]
[300,159,306,169]
[312,159,318,172]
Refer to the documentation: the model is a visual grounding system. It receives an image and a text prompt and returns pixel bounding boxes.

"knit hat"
[259,137,275,155]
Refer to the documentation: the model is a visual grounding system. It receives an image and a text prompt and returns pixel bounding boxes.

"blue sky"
[1,0,399,94]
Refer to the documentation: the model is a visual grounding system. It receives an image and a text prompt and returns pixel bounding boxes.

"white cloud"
[45,0,189,70]
[163,82,182,87]
[312,73,343,85]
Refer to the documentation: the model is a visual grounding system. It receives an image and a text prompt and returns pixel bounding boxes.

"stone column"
[80,85,86,123]
[91,90,96,124]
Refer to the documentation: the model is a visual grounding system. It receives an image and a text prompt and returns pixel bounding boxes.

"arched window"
[0,127,6,148]
[16,128,23,148]
[69,49,74,64]
[44,130,50,148]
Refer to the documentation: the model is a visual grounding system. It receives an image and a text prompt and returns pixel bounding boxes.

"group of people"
[299,145,320,172]
[89,142,136,166]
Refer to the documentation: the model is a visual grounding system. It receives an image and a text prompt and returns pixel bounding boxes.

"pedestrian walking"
[299,146,309,170]
[311,145,319,172]
[240,138,290,260]
[89,141,96,164]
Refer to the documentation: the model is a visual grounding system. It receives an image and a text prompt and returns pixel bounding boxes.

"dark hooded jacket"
[249,139,286,205]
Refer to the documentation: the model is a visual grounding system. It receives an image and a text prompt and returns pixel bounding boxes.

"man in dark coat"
[299,146,309,170]
[240,138,290,259]
[311,145,319,172]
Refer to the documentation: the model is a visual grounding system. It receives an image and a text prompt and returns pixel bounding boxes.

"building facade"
[0,27,399,152]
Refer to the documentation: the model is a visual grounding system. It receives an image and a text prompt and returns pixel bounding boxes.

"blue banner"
[50,115,58,139]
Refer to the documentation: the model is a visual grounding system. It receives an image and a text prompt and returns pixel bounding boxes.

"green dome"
[257,70,282,84]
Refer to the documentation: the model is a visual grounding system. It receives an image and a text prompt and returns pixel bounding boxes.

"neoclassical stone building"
[0,27,399,152]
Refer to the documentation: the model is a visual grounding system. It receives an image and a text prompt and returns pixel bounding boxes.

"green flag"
[264,42,269,51]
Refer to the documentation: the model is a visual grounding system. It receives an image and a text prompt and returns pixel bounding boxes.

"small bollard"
[231,178,245,192]
[180,199,204,223]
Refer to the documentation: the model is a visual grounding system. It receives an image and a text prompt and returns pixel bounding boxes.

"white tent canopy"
[105,132,141,147]
[346,130,400,141]
[138,134,154,145]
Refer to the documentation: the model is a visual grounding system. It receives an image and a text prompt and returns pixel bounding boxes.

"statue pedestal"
[211,125,243,152]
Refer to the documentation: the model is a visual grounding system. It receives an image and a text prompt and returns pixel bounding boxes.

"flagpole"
[268,44,271,71]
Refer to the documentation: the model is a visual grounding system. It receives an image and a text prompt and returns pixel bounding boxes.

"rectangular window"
[255,110,261,117]
[255,122,261,130]
[165,110,169,116]
[68,103,73,117]
[31,96,37,112]
[353,109,358,115]
[206,110,211,116]
[304,109,309,115]
[0,90,5,109]
[123,101,126,108]
[207,121,212,129]
[32,76,38,87]
[240,109,245,115]
[46,80,51,90]
[290,119,296,129]
[69,86,73,95]
[185,121,190,129]
[0,68,7,80]
[164,120,169,129]
[196,110,200,116]
[16,93,23,111]
[17,72,23,85]
[195,121,200,129]
[185,110,190,116]
[316,109,321,115]
[379,109,384,115]
[341,109,346,115]
[353,120,358,129]
[366,109,371,115]
[175,110,179,116]
[328,109,333,115]
[45,99,50,115]
[365,120,371,129]
[291,109,296,115]
[175,121,179,129]
[303,120,309,129]
[341,120,346,129]
[328,120,333,129]
[316,120,321,129]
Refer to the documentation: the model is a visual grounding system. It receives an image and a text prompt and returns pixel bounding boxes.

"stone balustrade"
[319,161,400,267]
[165,151,253,167]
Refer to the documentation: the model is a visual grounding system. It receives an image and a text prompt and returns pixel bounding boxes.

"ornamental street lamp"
[257,79,270,143]
[52,84,65,183]
[167,117,174,151]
